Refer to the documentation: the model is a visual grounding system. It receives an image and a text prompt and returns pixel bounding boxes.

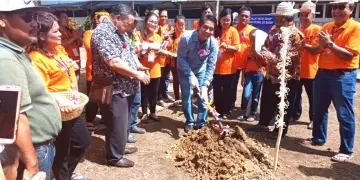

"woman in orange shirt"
[138,12,166,121]
[170,15,186,106]
[83,10,109,131]
[55,11,84,80]
[29,12,89,180]
[213,8,241,119]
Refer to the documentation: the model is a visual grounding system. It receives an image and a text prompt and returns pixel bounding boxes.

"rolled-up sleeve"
[177,36,194,77]
[0,59,32,113]
[92,30,122,62]
[204,37,218,85]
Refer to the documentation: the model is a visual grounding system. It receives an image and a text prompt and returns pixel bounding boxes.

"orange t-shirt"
[30,45,78,92]
[172,31,184,54]
[319,19,360,70]
[138,32,162,78]
[233,24,256,70]
[60,29,81,66]
[299,24,321,79]
[193,20,199,30]
[158,24,173,66]
[243,47,266,72]
[215,26,241,75]
[83,30,93,81]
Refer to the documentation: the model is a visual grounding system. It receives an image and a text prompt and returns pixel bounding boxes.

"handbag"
[88,76,114,105]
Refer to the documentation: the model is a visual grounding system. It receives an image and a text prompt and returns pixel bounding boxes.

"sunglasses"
[20,11,35,23]
[332,4,347,10]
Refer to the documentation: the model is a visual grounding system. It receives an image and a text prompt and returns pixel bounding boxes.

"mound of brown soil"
[171,125,277,180]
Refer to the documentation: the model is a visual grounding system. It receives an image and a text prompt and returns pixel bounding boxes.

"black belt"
[33,137,56,147]
[318,68,356,73]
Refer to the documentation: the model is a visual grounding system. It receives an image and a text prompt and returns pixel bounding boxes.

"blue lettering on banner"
[249,15,275,33]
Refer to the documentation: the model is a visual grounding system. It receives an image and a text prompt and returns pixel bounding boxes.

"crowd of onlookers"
[0,0,359,179]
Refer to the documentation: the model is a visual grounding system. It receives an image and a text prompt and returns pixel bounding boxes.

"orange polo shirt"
[158,24,173,66]
[138,31,162,78]
[243,47,266,73]
[172,31,184,54]
[319,19,360,70]
[233,24,256,70]
[60,29,81,66]
[215,26,241,75]
[299,24,321,79]
[83,30,93,81]
[193,20,199,30]
[30,45,78,92]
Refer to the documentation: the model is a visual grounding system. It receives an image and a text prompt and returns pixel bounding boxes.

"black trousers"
[293,78,314,122]
[141,78,160,114]
[213,74,234,115]
[85,80,99,123]
[100,94,134,163]
[53,116,90,180]
[259,78,300,135]
[231,69,241,108]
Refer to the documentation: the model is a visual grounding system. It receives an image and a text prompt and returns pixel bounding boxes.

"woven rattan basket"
[53,91,89,121]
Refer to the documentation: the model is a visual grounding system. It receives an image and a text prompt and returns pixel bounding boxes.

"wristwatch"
[327,42,334,48]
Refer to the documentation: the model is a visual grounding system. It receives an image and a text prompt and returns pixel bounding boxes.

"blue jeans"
[312,69,357,154]
[241,71,264,115]
[130,84,141,128]
[159,65,171,99]
[35,144,56,180]
[178,70,208,126]
[293,78,314,121]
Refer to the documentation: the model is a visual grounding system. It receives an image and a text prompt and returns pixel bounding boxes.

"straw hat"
[300,0,320,14]
[329,0,358,4]
[272,2,299,16]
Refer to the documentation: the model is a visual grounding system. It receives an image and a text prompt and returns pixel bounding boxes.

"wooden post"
[131,0,135,9]
[179,3,182,15]
[216,0,220,18]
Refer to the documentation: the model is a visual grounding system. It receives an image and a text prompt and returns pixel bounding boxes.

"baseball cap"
[0,0,49,12]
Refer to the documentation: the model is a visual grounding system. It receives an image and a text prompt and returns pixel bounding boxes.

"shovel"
[193,86,229,139]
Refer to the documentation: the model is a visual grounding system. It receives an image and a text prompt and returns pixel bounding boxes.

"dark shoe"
[127,134,136,143]
[131,126,146,134]
[184,124,194,133]
[195,124,205,130]
[108,158,135,168]
[125,147,138,154]
[149,115,161,122]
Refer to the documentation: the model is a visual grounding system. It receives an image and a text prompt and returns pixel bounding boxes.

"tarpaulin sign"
[249,15,275,33]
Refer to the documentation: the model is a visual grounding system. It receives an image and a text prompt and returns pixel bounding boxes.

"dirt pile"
[171,125,277,180]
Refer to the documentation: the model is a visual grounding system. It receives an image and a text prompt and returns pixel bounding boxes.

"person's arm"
[61,36,77,48]
[0,59,38,178]
[177,35,195,77]
[220,29,241,53]
[303,43,323,55]
[203,37,219,86]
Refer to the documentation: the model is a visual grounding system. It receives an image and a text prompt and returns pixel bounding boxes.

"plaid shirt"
[261,25,304,84]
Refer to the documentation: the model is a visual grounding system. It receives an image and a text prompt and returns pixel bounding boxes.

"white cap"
[272,2,300,16]
[300,0,320,14]
[0,0,48,12]
[330,0,358,4]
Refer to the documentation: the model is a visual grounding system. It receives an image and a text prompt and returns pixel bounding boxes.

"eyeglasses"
[21,11,34,23]
[332,4,347,10]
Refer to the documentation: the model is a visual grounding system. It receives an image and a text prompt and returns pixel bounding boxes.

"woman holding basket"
[28,12,90,180]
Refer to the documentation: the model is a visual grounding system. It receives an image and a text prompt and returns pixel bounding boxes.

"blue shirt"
[177,30,218,85]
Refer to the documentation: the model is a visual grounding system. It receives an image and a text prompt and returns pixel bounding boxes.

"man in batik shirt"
[248,2,304,139]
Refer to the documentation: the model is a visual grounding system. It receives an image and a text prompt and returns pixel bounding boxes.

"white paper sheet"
[254,30,268,53]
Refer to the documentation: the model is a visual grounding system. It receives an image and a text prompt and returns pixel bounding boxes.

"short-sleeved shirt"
[60,29,81,64]
[262,26,304,84]
[83,30,94,81]
[29,46,78,92]
[299,24,321,79]
[192,20,199,30]
[137,31,162,78]
[319,19,360,70]
[0,38,61,143]
[233,24,256,70]
[244,47,266,73]
[157,24,173,66]
[215,26,241,75]
[91,18,139,97]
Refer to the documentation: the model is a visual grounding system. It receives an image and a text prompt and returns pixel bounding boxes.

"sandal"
[331,153,354,162]
[301,138,325,146]
[86,122,98,131]
[149,114,161,122]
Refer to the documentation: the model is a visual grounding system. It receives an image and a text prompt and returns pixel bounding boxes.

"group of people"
[0,0,359,179]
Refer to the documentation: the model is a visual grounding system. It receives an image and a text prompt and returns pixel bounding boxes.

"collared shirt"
[177,30,219,85]
[262,25,304,84]
[319,18,360,70]
[91,18,139,97]
[299,24,321,79]
[0,37,61,143]
[233,24,256,69]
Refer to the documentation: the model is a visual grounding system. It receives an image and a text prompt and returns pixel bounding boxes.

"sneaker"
[247,115,256,122]
[127,134,136,143]
[131,126,146,134]
[184,124,194,132]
